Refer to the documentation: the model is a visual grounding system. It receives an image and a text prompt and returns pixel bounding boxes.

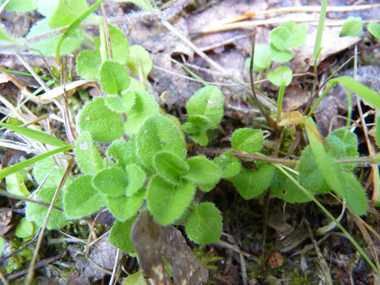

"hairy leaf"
[183,157,221,185]
[64,175,106,219]
[214,152,240,178]
[231,128,263,153]
[77,97,124,143]
[74,131,103,175]
[125,164,146,196]
[147,175,194,226]
[92,166,128,196]
[76,50,102,79]
[109,215,137,254]
[107,189,145,221]
[153,151,188,185]
[100,61,131,96]
[185,202,222,245]
[105,90,136,113]
[136,115,186,169]
[127,45,152,79]
[232,162,274,200]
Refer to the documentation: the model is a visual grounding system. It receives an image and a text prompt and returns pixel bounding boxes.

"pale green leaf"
[109,215,137,254]
[100,61,131,96]
[267,66,293,87]
[182,122,200,134]
[76,50,102,79]
[368,23,380,40]
[326,129,358,169]
[0,237,4,258]
[105,90,136,113]
[231,128,263,153]
[124,89,160,134]
[136,115,186,169]
[214,152,240,178]
[189,130,208,146]
[147,175,194,226]
[270,21,308,50]
[125,164,146,196]
[107,188,145,221]
[48,0,88,29]
[185,202,222,245]
[232,162,274,200]
[269,43,293,63]
[64,175,106,219]
[74,131,104,175]
[186,85,223,129]
[94,24,130,64]
[127,45,152,79]
[251,44,272,71]
[26,187,67,229]
[27,19,82,57]
[153,151,188,184]
[340,17,362,37]
[122,270,147,285]
[183,156,221,185]
[33,158,71,188]
[15,217,36,239]
[77,97,124,143]
[92,166,128,196]
[6,172,29,197]
[5,0,36,12]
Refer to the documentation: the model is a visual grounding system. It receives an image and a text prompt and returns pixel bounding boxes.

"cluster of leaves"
[2,1,380,277]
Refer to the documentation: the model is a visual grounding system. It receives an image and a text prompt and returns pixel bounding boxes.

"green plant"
[1,0,380,280]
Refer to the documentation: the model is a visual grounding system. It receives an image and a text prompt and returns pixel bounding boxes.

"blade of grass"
[0,144,72,180]
[0,122,70,147]
[313,0,328,70]
[275,164,380,276]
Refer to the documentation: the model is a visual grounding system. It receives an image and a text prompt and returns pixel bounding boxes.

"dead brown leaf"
[131,211,209,285]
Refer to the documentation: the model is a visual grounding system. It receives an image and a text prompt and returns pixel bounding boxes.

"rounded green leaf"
[64,175,106,219]
[26,187,67,230]
[214,152,240,178]
[153,151,188,184]
[270,168,313,203]
[340,17,362,37]
[326,129,358,169]
[267,66,293,87]
[76,49,102,79]
[246,44,272,71]
[136,115,186,169]
[100,61,131,95]
[105,90,136,113]
[232,162,274,200]
[125,164,146,196]
[93,166,128,196]
[186,85,223,129]
[124,89,160,134]
[15,218,37,240]
[107,189,145,221]
[6,172,29,198]
[74,131,103,175]
[269,43,293,63]
[368,23,380,40]
[127,45,153,79]
[185,202,222,245]
[183,157,221,184]
[270,21,308,50]
[147,175,195,226]
[77,97,124,143]
[109,215,137,254]
[231,128,263,153]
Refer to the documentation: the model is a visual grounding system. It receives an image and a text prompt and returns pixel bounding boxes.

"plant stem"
[276,83,286,122]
